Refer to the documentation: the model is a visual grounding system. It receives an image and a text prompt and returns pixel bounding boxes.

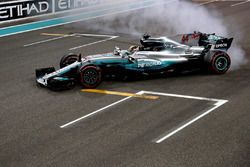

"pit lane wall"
[0,0,131,23]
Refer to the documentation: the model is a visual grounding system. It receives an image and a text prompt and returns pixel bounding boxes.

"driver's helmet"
[128,45,140,53]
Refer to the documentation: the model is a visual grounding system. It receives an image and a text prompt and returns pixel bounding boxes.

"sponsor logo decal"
[0,0,101,22]
[0,0,52,21]
[182,33,200,43]
[55,0,100,12]
[137,59,162,68]
[215,43,228,48]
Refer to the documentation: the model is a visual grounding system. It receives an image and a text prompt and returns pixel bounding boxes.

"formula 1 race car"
[36,33,232,90]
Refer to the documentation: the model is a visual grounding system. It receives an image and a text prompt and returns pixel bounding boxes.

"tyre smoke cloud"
[77,0,247,69]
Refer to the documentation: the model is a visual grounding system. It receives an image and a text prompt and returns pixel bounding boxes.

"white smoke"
[228,43,246,69]
[75,0,247,69]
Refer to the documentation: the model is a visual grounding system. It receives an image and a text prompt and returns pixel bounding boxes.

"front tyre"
[79,66,102,88]
[60,53,78,68]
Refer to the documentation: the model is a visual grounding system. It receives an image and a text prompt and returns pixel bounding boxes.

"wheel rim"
[215,56,228,71]
[83,69,99,85]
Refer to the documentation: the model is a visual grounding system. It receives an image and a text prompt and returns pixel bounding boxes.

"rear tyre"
[79,66,102,88]
[205,52,231,74]
[60,53,78,68]
[211,52,231,74]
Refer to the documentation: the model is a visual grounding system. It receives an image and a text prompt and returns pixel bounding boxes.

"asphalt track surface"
[0,1,249,167]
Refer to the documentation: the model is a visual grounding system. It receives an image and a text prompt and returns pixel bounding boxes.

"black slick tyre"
[60,54,78,68]
[79,66,102,88]
[210,52,231,74]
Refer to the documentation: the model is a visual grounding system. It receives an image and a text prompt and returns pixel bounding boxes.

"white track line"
[23,33,118,48]
[75,33,118,38]
[154,100,227,143]
[143,91,228,143]
[143,91,222,102]
[231,0,249,7]
[198,0,218,6]
[69,36,118,50]
[60,91,144,128]
[23,34,74,47]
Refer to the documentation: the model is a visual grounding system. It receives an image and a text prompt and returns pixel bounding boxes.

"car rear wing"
[213,38,233,51]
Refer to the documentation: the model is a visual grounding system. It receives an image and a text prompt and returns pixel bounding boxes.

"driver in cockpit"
[113,45,142,58]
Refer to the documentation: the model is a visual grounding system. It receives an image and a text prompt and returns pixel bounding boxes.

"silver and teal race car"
[36,33,232,90]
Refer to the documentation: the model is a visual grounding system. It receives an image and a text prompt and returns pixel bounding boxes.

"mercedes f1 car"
[36,32,233,90]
